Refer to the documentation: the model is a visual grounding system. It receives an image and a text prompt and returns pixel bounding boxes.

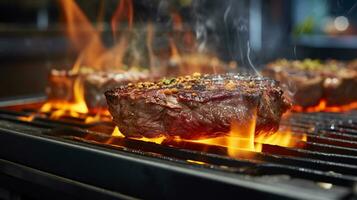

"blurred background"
[0,0,357,98]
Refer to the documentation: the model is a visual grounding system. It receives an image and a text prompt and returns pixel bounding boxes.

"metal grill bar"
[0,103,356,199]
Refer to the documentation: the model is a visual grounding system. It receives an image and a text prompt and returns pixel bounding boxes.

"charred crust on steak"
[105,73,291,139]
[106,73,286,103]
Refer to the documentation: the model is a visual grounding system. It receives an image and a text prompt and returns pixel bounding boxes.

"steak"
[263,60,324,107]
[84,70,150,110]
[46,68,151,111]
[264,59,357,107]
[47,69,78,102]
[105,73,291,139]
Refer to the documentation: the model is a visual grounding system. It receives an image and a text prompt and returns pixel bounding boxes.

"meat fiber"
[105,73,291,139]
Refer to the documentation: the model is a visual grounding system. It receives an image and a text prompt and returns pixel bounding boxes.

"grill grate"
[0,99,356,199]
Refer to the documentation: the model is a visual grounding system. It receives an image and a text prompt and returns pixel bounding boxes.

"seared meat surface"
[264,59,357,107]
[105,73,291,139]
[84,70,150,110]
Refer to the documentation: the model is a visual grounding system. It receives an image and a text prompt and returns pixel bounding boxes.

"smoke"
[191,0,261,76]
[195,19,208,52]
[246,41,261,76]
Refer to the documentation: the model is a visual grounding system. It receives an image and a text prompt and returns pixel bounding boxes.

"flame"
[111,126,125,137]
[111,0,133,41]
[130,110,306,158]
[41,77,88,119]
[59,0,106,70]
[187,129,306,157]
[84,113,101,124]
[171,12,183,32]
[131,136,166,144]
[227,119,256,156]
[110,126,165,144]
[293,99,357,112]
[186,160,206,165]
[60,0,135,70]
[18,114,36,122]
[255,130,307,148]
[167,11,225,76]
[169,37,181,65]
[185,113,258,157]
[42,0,137,119]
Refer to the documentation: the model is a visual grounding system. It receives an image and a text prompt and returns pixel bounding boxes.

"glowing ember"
[111,126,165,144]
[186,160,206,165]
[293,99,357,112]
[84,114,101,124]
[131,136,166,144]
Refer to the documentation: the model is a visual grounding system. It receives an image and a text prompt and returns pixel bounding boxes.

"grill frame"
[0,123,349,200]
[0,96,355,200]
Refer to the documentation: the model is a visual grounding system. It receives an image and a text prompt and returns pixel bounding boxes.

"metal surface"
[0,98,356,199]
[0,122,348,200]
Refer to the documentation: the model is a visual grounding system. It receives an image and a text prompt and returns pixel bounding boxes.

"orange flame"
[169,37,181,65]
[41,77,88,119]
[166,11,225,76]
[171,12,183,32]
[186,113,259,157]
[293,99,357,112]
[130,111,306,158]
[60,0,135,70]
[111,126,125,137]
[110,126,165,144]
[18,114,36,122]
[186,160,206,165]
[42,0,137,119]
[59,0,106,70]
[255,129,307,148]
[111,0,133,41]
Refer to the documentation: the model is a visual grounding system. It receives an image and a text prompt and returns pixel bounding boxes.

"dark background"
[0,0,357,99]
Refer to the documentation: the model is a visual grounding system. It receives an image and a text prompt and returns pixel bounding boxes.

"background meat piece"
[46,69,80,102]
[46,68,151,111]
[105,73,291,139]
[323,70,357,106]
[84,70,150,110]
[264,59,357,107]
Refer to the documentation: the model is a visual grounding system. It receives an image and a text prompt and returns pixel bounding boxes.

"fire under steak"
[105,73,291,139]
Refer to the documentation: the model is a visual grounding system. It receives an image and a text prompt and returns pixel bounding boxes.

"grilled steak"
[323,69,357,106]
[46,68,151,111]
[264,59,357,107]
[105,73,291,139]
[84,70,150,110]
[47,69,81,102]
[263,60,324,107]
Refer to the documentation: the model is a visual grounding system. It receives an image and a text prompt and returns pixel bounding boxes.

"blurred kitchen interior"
[0,0,356,98]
